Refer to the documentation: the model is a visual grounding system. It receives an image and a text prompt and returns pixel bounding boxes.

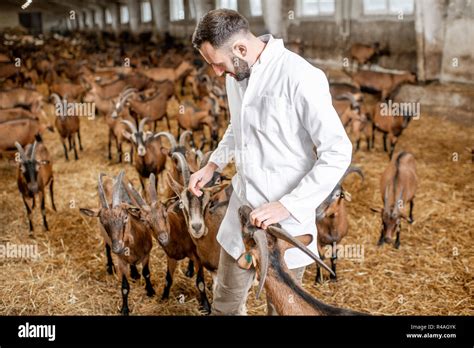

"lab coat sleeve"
[208,123,235,171]
[279,67,352,224]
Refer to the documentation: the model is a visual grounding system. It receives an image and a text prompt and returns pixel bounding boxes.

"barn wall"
[0,3,21,29]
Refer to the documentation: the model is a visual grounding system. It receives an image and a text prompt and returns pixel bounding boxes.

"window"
[120,5,129,24]
[297,0,335,16]
[141,1,152,23]
[170,0,185,21]
[105,8,113,25]
[249,0,262,16]
[215,0,238,10]
[363,0,414,15]
[189,0,196,19]
[94,9,102,26]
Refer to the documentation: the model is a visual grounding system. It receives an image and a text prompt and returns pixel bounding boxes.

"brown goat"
[50,93,82,160]
[237,205,366,315]
[80,171,155,315]
[315,167,364,283]
[15,139,56,234]
[0,118,53,152]
[350,42,387,69]
[167,152,228,272]
[352,71,416,100]
[372,152,417,249]
[125,174,211,313]
[122,118,167,190]
[0,88,44,114]
[370,102,412,158]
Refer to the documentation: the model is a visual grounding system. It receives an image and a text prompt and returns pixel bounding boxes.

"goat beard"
[229,55,251,81]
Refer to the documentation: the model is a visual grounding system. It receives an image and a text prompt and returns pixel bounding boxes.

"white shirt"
[209,34,352,269]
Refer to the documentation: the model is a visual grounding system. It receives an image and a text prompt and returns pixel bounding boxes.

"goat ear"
[342,190,352,202]
[122,130,132,140]
[79,208,100,217]
[279,234,314,253]
[126,206,141,218]
[370,207,382,213]
[202,183,227,195]
[166,172,183,195]
[161,147,170,155]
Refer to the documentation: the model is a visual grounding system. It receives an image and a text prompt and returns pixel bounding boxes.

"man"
[190,9,352,315]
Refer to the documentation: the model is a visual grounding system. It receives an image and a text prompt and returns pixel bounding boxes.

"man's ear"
[80,208,100,217]
[231,40,248,59]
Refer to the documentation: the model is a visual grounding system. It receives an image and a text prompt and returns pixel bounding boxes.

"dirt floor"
[0,107,472,316]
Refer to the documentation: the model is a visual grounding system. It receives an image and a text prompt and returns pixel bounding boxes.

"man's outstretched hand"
[250,202,291,230]
[188,162,218,197]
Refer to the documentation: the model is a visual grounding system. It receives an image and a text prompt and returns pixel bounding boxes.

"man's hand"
[250,202,291,230]
[188,162,218,197]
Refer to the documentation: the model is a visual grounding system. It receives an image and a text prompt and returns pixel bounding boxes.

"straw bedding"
[0,106,472,316]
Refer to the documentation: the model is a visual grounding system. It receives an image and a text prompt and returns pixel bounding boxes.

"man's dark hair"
[192,9,249,50]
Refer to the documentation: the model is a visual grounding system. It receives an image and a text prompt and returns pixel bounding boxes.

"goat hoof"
[146,288,155,297]
[106,265,115,275]
[408,218,414,224]
[200,302,211,315]
[185,269,194,278]
[394,242,401,249]
[160,292,170,301]
[120,308,129,316]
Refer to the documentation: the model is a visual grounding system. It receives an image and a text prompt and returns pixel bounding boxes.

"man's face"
[199,41,251,81]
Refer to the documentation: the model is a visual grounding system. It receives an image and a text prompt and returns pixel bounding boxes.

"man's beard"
[230,55,251,81]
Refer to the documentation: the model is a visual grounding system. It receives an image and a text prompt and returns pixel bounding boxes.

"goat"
[315,167,364,283]
[371,152,417,249]
[176,100,218,151]
[138,61,194,83]
[0,118,53,152]
[125,174,211,313]
[79,171,155,315]
[350,42,386,69]
[352,71,416,100]
[0,88,44,114]
[122,118,167,190]
[333,92,364,127]
[370,102,412,158]
[237,205,366,315]
[50,93,82,160]
[0,107,39,123]
[50,82,85,101]
[167,152,228,272]
[15,139,56,234]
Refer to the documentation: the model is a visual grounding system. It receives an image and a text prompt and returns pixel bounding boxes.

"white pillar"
[262,0,283,37]
[151,0,170,34]
[128,0,141,32]
[193,0,214,22]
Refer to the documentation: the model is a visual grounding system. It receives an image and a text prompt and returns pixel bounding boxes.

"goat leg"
[161,256,177,300]
[40,191,48,231]
[22,196,34,233]
[394,223,401,249]
[377,226,385,246]
[108,130,113,160]
[62,139,69,161]
[142,257,155,297]
[72,136,79,160]
[77,130,83,151]
[196,263,211,314]
[383,133,388,152]
[105,244,114,275]
[185,259,195,278]
[49,178,57,211]
[165,114,171,132]
[408,200,414,224]
[130,264,140,280]
[315,265,323,284]
[117,140,123,164]
[120,274,130,316]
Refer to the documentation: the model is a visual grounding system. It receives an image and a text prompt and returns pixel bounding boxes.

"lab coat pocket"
[249,96,290,134]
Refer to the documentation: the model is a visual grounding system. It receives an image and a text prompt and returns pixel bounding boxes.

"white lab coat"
[209,34,352,269]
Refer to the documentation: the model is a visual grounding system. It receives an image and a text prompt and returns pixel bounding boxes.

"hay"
[0,105,472,316]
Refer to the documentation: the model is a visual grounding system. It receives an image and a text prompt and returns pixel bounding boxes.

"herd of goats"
[0,30,418,315]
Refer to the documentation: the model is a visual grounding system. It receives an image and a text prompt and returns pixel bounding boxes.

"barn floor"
[0,109,472,316]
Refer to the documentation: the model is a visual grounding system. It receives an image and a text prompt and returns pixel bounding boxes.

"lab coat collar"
[251,34,285,71]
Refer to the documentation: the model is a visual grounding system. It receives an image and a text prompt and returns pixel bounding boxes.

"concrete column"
[415,0,447,81]
[110,3,120,32]
[128,0,141,32]
[193,0,214,22]
[94,6,104,29]
[151,0,170,34]
[262,0,283,37]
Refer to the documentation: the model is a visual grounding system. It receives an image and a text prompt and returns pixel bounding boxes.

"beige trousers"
[212,247,305,315]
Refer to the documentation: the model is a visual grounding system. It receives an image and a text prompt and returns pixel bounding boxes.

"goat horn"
[154,132,177,153]
[120,119,137,133]
[139,117,148,132]
[253,229,269,300]
[124,182,147,209]
[14,141,27,162]
[171,152,190,186]
[199,151,213,169]
[179,130,193,149]
[267,225,335,277]
[148,173,158,206]
[335,92,358,109]
[98,173,109,209]
[195,150,204,164]
[340,166,365,184]
[112,170,125,208]
[50,93,62,104]
[29,140,38,160]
